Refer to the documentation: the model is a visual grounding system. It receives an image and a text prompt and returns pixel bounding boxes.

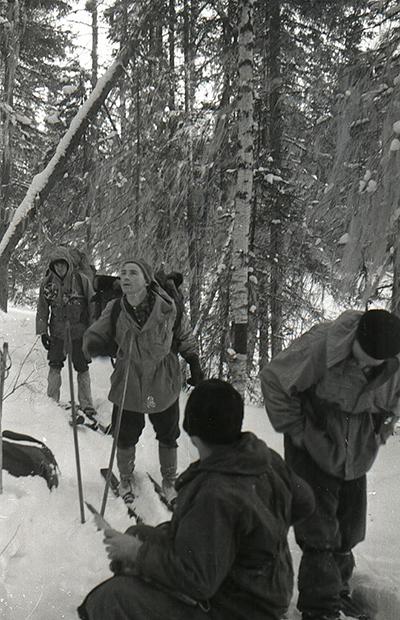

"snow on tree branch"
[0,24,145,261]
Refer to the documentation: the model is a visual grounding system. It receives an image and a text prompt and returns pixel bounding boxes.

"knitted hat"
[183,379,243,445]
[121,259,154,284]
[356,309,400,360]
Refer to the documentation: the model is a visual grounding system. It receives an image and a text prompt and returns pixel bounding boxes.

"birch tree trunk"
[268,0,283,356]
[85,0,99,253]
[0,0,22,311]
[229,0,254,396]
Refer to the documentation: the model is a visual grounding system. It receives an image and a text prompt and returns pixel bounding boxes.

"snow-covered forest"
[2,0,400,384]
[2,1,400,618]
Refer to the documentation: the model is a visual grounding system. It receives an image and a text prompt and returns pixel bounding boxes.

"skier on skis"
[78,379,315,620]
[261,308,400,620]
[82,258,203,504]
[36,246,96,417]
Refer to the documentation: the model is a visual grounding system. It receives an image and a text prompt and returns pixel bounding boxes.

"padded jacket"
[83,287,198,413]
[261,310,400,480]
[132,432,315,620]
[36,246,94,340]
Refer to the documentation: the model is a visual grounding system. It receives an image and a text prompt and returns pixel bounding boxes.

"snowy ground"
[0,307,399,619]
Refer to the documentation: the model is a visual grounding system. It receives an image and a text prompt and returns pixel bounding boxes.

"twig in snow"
[3,338,40,400]
[0,523,21,557]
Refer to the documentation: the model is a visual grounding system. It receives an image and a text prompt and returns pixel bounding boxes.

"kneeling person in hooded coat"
[78,379,315,620]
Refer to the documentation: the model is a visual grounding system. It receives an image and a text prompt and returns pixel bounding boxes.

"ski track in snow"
[0,306,399,619]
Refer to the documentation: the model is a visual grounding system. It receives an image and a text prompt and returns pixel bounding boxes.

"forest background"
[2,0,400,396]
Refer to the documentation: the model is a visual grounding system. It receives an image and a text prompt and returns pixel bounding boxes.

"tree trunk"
[228,0,254,396]
[85,0,99,253]
[90,0,98,88]
[0,0,22,310]
[183,0,201,329]
[392,227,400,315]
[268,0,283,356]
[119,0,129,140]
[168,0,176,110]
[134,55,141,232]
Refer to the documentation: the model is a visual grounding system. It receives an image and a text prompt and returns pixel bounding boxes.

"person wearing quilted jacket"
[36,246,95,415]
[82,258,203,503]
[78,379,315,620]
[261,308,400,620]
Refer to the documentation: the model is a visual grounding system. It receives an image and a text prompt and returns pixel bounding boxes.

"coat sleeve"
[79,273,96,325]
[36,282,50,336]
[174,311,199,361]
[135,485,239,601]
[260,329,326,438]
[82,299,116,353]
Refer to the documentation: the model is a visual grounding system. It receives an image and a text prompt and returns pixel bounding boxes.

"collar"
[326,310,363,368]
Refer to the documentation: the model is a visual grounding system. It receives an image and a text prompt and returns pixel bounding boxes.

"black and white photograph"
[0,1,399,618]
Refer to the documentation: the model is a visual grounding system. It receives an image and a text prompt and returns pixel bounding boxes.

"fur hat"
[183,379,243,445]
[356,309,400,360]
[121,259,154,284]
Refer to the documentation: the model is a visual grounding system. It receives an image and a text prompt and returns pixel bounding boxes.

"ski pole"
[66,321,85,524]
[100,332,133,517]
[0,343,8,495]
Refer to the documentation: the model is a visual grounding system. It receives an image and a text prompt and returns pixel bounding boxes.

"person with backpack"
[261,308,400,620]
[77,379,315,620]
[82,258,203,503]
[36,246,96,416]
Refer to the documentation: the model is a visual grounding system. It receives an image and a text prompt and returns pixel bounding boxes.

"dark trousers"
[48,336,88,373]
[78,575,209,620]
[112,399,180,449]
[284,436,367,617]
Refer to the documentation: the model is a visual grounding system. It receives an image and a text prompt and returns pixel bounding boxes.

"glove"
[187,355,204,387]
[82,332,111,359]
[41,334,51,351]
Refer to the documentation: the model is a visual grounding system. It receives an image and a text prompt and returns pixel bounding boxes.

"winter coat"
[36,247,94,340]
[131,432,315,620]
[261,310,400,480]
[83,286,198,413]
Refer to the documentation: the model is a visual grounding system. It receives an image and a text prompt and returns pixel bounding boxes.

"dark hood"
[48,246,72,275]
[177,432,273,490]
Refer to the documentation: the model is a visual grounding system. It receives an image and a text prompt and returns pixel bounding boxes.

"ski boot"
[117,446,136,506]
[118,476,135,505]
[159,444,178,504]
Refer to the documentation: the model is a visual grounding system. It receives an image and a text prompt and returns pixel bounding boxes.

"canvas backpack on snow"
[2,430,59,490]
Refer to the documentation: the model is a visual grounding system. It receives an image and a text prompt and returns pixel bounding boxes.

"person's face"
[352,338,385,370]
[53,260,68,278]
[120,262,147,295]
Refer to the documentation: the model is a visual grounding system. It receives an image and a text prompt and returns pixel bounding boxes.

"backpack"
[91,270,185,358]
[2,430,60,490]
[92,274,122,321]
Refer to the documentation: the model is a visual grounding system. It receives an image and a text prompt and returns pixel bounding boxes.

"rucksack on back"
[2,430,59,490]
[92,275,122,320]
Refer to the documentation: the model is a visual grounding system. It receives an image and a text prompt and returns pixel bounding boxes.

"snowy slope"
[0,307,399,619]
